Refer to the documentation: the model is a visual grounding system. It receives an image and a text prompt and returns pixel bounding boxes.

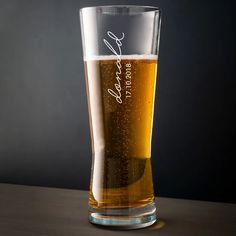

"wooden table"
[0,183,235,236]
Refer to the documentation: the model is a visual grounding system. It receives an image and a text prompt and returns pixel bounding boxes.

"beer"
[84,55,158,209]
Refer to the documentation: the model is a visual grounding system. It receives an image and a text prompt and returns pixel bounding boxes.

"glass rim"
[80,5,160,13]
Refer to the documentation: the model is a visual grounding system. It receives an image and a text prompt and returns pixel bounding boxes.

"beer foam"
[84,54,158,61]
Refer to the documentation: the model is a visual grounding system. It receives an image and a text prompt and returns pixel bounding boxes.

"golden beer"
[84,55,158,209]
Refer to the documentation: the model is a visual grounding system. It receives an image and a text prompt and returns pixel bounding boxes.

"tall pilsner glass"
[80,5,161,229]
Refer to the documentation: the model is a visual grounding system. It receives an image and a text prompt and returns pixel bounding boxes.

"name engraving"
[103,31,125,104]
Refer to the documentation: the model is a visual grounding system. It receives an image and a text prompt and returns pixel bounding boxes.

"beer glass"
[80,5,161,229]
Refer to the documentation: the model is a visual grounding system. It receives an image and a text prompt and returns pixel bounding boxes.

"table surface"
[0,183,235,236]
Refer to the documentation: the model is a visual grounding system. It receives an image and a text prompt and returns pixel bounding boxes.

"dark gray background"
[0,0,235,203]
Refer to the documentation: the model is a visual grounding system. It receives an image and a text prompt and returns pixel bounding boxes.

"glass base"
[88,201,157,230]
